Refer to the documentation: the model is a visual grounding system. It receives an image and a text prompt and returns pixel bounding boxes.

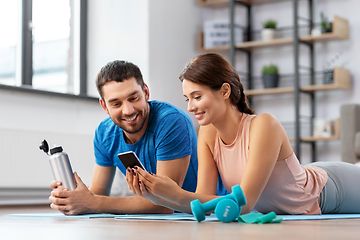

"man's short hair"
[96,60,144,99]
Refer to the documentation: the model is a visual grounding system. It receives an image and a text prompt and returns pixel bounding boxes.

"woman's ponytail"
[180,53,254,115]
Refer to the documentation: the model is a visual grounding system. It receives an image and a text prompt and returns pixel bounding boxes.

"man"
[49,60,198,215]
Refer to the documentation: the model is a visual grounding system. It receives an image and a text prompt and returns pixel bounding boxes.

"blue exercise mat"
[116,213,360,221]
[279,214,360,221]
[3,212,217,221]
[114,213,360,221]
[5,212,360,221]
[115,213,212,221]
[3,213,120,218]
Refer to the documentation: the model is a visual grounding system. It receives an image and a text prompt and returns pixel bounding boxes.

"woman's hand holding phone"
[132,167,183,205]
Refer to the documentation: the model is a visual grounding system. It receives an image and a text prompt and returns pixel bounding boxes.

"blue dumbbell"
[190,185,246,222]
[214,198,241,223]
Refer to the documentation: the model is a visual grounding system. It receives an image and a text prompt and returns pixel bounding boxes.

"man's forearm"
[92,195,174,214]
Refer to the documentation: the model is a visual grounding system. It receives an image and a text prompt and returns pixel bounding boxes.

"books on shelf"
[203,19,243,48]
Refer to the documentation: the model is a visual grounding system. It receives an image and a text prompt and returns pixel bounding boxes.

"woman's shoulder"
[250,113,294,161]
[198,124,218,149]
[198,124,217,138]
[249,113,285,138]
[251,113,281,128]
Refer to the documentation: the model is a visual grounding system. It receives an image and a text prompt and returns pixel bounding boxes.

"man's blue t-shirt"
[94,100,198,192]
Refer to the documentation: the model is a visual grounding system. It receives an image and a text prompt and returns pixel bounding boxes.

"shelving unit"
[289,118,340,142]
[199,16,348,51]
[199,0,285,7]
[199,0,350,162]
[245,67,350,96]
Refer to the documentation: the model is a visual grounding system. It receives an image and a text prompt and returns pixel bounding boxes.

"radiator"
[0,128,95,204]
[0,187,52,205]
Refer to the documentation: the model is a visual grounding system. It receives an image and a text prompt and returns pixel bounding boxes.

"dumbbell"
[190,185,246,222]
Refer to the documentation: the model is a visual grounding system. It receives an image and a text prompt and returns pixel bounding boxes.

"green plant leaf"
[263,19,277,29]
[262,64,278,75]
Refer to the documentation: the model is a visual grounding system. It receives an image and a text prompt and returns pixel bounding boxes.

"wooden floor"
[1,205,360,240]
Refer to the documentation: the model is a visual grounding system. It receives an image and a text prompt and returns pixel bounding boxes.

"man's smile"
[123,113,139,123]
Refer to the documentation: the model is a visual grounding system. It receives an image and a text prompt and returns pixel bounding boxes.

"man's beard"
[112,106,149,134]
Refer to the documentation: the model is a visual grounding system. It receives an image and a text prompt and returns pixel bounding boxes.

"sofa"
[340,104,360,164]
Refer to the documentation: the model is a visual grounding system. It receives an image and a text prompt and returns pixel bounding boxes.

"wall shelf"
[199,16,349,51]
[300,16,349,43]
[244,67,351,96]
[289,118,340,142]
[235,38,293,51]
[245,87,294,96]
[199,0,286,7]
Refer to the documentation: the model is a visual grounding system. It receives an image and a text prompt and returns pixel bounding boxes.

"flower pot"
[262,74,279,88]
[321,22,332,33]
[261,29,276,41]
[321,27,332,33]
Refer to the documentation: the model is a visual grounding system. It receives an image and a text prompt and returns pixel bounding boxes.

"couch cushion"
[355,132,360,158]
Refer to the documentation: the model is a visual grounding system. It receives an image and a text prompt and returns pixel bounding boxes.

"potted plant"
[320,12,332,33]
[261,19,277,41]
[262,64,279,88]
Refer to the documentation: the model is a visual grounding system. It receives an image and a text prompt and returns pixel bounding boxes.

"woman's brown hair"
[179,53,254,114]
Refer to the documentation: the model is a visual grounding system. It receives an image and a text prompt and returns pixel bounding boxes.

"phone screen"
[117,151,146,171]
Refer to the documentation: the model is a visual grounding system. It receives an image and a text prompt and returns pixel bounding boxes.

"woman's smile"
[194,111,205,120]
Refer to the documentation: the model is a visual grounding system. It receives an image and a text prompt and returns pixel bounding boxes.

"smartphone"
[117,151,147,171]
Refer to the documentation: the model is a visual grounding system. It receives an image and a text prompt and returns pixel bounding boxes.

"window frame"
[0,0,96,101]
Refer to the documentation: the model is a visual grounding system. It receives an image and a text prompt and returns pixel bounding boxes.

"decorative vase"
[261,29,275,41]
[262,74,279,88]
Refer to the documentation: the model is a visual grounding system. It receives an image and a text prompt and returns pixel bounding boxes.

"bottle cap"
[39,139,49,155]
[50,146,63,155]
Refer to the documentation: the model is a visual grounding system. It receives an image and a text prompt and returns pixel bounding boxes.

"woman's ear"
[221,83,231,99]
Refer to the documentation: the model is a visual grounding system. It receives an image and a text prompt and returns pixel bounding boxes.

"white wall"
[148,1,200,109]
[87,0,202,127]
[87,0,150,97]
[0,89,106,187]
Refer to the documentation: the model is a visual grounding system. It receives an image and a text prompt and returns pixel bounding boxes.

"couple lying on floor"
[49,53,360,216]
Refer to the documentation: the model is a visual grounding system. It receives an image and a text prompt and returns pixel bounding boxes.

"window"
[0,0,87,96]
[0,1,19,86]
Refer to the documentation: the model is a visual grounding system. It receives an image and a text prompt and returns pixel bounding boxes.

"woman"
[126,53,360,215]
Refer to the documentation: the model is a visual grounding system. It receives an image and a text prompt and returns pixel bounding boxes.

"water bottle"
[39,139,76,190]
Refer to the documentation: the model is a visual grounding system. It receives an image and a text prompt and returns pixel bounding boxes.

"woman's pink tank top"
[213,114,328,215]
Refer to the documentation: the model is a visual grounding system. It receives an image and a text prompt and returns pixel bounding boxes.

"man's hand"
[49,172,97,215]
